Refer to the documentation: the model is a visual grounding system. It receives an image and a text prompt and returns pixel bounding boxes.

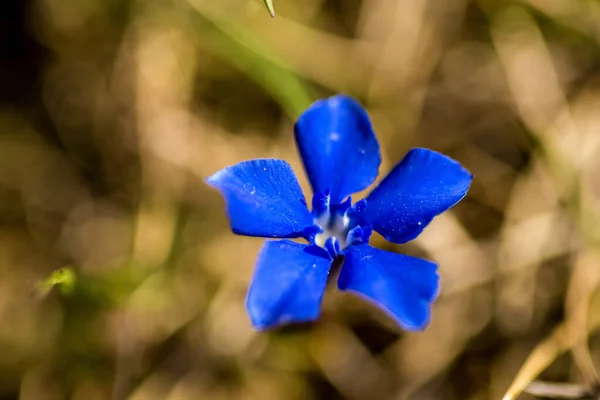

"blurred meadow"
[3,0,600,399]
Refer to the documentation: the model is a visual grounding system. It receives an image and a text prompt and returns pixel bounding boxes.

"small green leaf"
[263,0,275,17]
[37,268,76,297]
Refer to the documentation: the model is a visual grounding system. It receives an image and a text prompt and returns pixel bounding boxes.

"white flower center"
[314,212,350,250]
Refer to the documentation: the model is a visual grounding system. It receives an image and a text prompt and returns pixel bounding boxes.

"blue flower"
[206,95,472,330]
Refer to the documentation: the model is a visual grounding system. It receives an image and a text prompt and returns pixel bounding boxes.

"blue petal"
[294,95,381,204]
[338,245,439,330]
[246,240,332,329]
[206,159,314,238]
[358,148,472,243]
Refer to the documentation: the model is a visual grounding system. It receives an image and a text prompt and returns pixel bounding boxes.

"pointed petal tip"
[204,171,220,187]
[411,147,474,181]
[339,288,433,331]
[263,0,275,17]
[248,315,272,331]
[399,314,432,331]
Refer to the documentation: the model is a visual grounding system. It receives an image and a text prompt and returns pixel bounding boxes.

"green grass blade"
[263,0,275,17]
[187,2,313,117]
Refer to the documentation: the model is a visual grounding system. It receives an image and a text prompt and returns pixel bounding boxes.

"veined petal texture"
[339,245,439,331]
[360,148,472,243]
[206,159,313,238]
[294,95,381,204]
[246,240,332,329]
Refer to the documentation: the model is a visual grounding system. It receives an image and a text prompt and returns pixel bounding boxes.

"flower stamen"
[311,193,370,255]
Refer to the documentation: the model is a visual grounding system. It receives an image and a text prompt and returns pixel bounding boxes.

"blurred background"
[3,0,600,399]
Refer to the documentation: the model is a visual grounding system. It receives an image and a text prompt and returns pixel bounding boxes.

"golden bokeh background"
[2,0,600,399]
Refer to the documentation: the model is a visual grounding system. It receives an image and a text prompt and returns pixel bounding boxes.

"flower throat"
[309,192,372,258]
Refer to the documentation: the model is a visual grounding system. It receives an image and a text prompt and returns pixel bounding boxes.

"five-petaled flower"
[206,95,472,330]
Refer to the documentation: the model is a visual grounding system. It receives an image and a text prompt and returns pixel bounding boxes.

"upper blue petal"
[358,148,472,244]
[338,244,439,331]
[294,95,381,204]
[206,159,314,238]
[246,240,332,329]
